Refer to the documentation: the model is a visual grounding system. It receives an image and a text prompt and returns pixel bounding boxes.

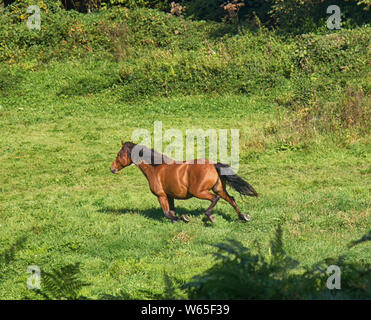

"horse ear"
[121,140,125,147]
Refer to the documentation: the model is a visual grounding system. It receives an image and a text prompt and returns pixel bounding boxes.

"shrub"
[8,229,370,299]
[269,0,370,33]
[293,86,371,135]
[183,227,370,299]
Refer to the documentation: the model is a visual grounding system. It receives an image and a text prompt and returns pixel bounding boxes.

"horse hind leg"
[205,194,220,223]
[193,191,220,223]
[213,181,251,222]
[168,197,176,217]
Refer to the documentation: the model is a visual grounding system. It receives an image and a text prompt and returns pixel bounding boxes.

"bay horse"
[110,142,258,223]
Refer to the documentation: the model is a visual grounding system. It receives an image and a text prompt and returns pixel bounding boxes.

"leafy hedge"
[2,0,370,32]
[183,227,370,299]
[0,3,370,138]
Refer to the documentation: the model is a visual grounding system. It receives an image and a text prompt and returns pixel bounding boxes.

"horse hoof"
[181,215,190,223]
[239,214,251,222]
[208,215,216,223]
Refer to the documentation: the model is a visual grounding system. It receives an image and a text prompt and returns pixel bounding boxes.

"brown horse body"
[110,142,257,223]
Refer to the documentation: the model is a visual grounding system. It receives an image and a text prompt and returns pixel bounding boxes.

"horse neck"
[136,162,155,182]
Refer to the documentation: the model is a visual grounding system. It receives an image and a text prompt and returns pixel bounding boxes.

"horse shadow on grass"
[97,205,235,223]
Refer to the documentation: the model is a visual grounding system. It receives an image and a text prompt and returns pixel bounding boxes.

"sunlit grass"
[0,66,369,298]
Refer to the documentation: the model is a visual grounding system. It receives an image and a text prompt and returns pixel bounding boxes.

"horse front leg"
[158,195,179,223]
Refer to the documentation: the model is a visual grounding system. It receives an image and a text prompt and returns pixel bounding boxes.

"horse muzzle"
[110,167,117,174]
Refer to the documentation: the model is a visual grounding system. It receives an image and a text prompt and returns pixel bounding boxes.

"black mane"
[123,142,174,166]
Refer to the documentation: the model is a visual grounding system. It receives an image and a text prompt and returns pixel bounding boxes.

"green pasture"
[0,67,369,298]
[0,3,369,299]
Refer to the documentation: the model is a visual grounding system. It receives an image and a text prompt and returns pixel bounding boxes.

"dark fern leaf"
[36,262,89,300]
[269,225,299,272]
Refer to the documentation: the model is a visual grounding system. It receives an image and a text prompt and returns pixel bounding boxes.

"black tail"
[214,163,258,197]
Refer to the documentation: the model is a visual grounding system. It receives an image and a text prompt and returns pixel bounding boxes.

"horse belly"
[164,181,190,199]
[187,163,219,193]
[162,164,190,199]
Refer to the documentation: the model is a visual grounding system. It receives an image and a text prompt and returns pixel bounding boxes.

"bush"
[292,86,371,137]
[112,31,294,101]
[269,0,371,33]
[183,227,370,299]
[19,229,370,299]
[0,5,369,139]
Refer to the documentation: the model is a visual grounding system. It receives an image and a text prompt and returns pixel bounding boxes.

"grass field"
[0,3,370,299]
[0,60,370,299]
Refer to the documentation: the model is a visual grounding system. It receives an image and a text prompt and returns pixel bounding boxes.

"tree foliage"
[1,0,369,31]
